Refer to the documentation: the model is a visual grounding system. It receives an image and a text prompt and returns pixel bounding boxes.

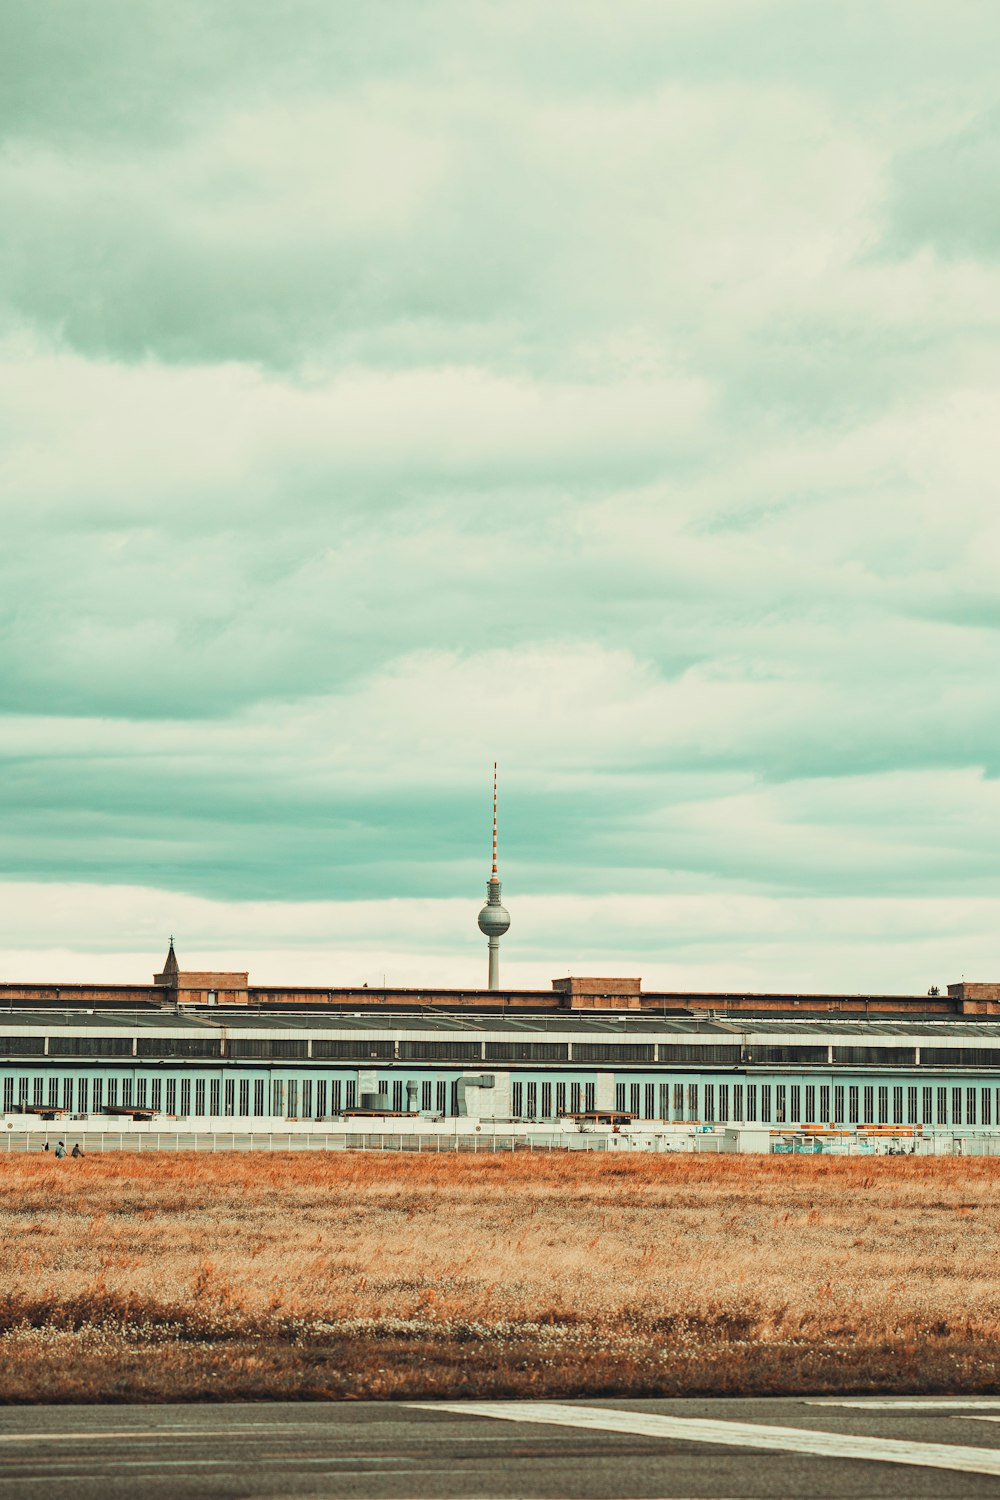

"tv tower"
[477,762,511,990]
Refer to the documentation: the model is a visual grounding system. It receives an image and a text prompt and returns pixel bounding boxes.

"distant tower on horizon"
[477,762,511,990]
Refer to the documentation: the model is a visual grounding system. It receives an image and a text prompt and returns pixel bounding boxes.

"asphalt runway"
[4,1396,1000,1499]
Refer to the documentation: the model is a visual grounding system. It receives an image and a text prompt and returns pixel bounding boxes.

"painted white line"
[804,1399,1000,1410]
[0,1424,314,1445]
[0,1433,137,1445]
[410,1401,1000,1478]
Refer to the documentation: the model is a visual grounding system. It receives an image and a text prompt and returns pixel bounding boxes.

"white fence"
[6,1125,1000,1155]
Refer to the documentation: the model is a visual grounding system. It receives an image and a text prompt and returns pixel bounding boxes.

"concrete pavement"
[4,1396,1000,1498]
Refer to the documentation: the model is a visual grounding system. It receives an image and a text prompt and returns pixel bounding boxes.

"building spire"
[477,762,511,990]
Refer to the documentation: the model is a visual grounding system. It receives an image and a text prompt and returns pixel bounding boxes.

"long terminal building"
[3,943,1000,1140]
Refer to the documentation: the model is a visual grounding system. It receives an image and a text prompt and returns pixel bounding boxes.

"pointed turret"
[154,937,180,987]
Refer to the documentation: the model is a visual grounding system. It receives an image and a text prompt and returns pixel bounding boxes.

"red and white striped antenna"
[491,761,498,877]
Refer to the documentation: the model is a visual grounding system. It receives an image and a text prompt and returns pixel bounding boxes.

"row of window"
[6,1069,1000,1126]
[1,1074,460,1118]
[8,1034,1000,1065]
[600,1081,1000,1128]
[510,1082,598,1117]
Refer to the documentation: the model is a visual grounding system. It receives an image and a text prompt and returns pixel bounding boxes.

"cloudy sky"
[1,1,999,994]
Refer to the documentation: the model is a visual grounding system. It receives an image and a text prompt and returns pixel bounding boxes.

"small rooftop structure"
[552,976,643,1008]
[153,938,248,1006]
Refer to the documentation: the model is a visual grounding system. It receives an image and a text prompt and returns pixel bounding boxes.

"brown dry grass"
[1,1150,999,1401]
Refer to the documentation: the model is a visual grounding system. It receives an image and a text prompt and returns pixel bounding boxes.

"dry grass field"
[1,1150,999,1402]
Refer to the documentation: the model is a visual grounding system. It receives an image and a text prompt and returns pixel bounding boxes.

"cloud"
[1,2,1000,985]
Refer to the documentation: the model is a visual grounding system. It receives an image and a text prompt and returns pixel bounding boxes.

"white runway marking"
[0,1424,310,1445]
[805,1399,1000,1410]
[412,1400,1000,1478]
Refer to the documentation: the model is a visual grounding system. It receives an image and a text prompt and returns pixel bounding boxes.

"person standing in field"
[54,1141,66,1159]
[71,1143,83,1158]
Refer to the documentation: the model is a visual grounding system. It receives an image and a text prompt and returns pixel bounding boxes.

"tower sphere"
[478,890,511,938]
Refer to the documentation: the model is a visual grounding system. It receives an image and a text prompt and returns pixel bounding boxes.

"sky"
[1,1,999,994]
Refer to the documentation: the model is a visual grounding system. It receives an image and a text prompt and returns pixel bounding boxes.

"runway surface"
[4,1396,1000,1498]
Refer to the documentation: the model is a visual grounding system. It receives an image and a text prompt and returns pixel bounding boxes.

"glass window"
[223,1079,234,1116]
[922,1086,933,1124]
[937,1086,948,1125]
[92,1078,103,1112]
[239,1079,250,1116]
[570,1082,581,1113]
[230,1040,308,1061]
[907,1087,918,1125]
[33,1077,43,1106]
[107,1079,118,1107]
[511,1081,523,1117]
[179,1079,190,1115]
[704,1084,716,1123]
[833,1086,844,1123]
[718,1084,729,1123]
[863,1086,874,1124]
[733,1084,744,1122]
[645,1083,655,1119]
[150,1078,161,1111]
[616,1083,626,1111]
[584,1082,596,1111]
[526,1082,537,1117]
[541,1082,552,1117]
[952,1087,963,1125]
[63,1078,73,1112]
[760,1085,771,1123]
[136,1079,147,1108]
[687,1083,699,1120]
[346,1080,357,1109]
[421,1080,432,1110]
[556,1083,567,1115]
[774,1085,786,1123]
[254,1078,266,1115]
[78,1078,90,1113]
[892,1087,903,1125]
[47,1078,59,1107]
[746,1084,757,1122]
[209,1080,220,1115]
[673,1082,684,1120]
[983,1089,992,1127]
[3,1076,14,1110]
[330,1079,342,1113]
[272,1080,284,1117]
[392,1079,403,1111]
[287,1081,299,1117]
[849,1086,859,1124]
[805,1085,816,1121]
[790,1085,800,1123]
[967,1087,977,1126]
[877,1086,888,1124]
[630,1083,641,1116]
[194,1080,206,1116]
[819,1086,830,1121]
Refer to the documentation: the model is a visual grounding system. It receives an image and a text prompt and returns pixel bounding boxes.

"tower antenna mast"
[478,761,511,990]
